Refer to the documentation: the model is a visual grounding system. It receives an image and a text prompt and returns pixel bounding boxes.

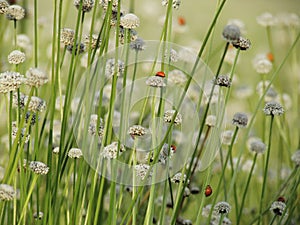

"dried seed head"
[84,34,100,49]
[130,37,145,51]
[233,37,251,50]
[146,76,166,87]
[253,58,273,74]
[263,101,284,116]
[222,24,241,43]
[205,115,217,127]
[11,121,30,143]
[99,0,118,11]
[52,147,59,154]
[221,130,236,145]
[168,69,187,85]
[120,13,140,29]
[105,59,125,78]
[134,164,152,180]
[88,114,104,137]
[247,137,266,154]
[68,148,83,159]
[102,142,125,159]
[29,161,49,175]
[165,48,178,62]
[28,96,46,112]
[214,201,231,215]
[33,212,44,220]
[0,0,9,14]
[232,112,248,128]
[25,68,48,87]
[164,110,182,125]
[291,150,300,166]
[0,71,24,93]
[66,42,85,55]
[74,0,94,12]
[8,50,26,64]
[257,12,277,27]
[214,75,231,87]
[17,34,31,51]
[162,0,181,10]
[6,5,25,20]
[119,26,138,44]
[128,125,147,137]
[171,172,189,184]
[61,28,75,46]
[270,201,286,216]
[0,184,15,201]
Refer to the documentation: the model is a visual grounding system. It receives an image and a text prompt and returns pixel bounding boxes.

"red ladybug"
[277,196,285,203]
[155,71,165,78]
[177,16,186,26]
[171,144,176,153]
[204,185,212,197]
[267,52,274,62]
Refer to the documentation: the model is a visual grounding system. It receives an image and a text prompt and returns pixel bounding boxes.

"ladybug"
[177,16,186,26]
[171,144,176,153]
[155,71,165,78]
[204,185,212,197]
[267,52,274,62]
[277,196,285,203]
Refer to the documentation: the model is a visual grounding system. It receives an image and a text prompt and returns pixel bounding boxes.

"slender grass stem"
[258,115,274,225]
[237,153,258,224]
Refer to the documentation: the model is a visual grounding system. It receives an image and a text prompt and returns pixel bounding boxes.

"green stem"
[237,153,258,224]
[258,115,274,225]
[33,0,38,67]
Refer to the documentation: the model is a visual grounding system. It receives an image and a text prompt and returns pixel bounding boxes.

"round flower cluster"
[25,67,48,87]
[66,42,85,55]
[0,0,9,14]
[11,121,30,144]
[105,59,125,78]
[161,0,181,10]
[232,112,248,128]
[247,137,266,154]
[205,115,217,127]
[29,161,49,175]
[102,142,125,159]
[60,28,75,46]
[233,37,251,51]
[6,5,25,20]
[74,0,94,12]
[214,75,231,87]
[135,164,152,180]
[164,110,182,125]
[222,24,241,43]
[128,125,147,137]
[270,200,286,216]
[120,13,140,29]
[253,57,273,74]
[291,150,300,166]
[171,172,189,184]
[88,114,104,137]
[8,50,26,64]
[168,69,187,85]
[84,34,100,50]
[213,201,231,215]
[13,92,46,112]
[263,101,284,116]
[0,184,15,201]
[68,148,83,159]
[130,37,145,51]
[146,76,166,87]
[0,71,24,93]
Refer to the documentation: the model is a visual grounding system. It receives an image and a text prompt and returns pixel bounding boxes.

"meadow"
[0,0,299,224]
